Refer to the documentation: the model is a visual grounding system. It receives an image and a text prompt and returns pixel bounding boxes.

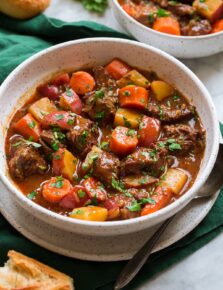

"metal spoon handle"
[114,215,175,290]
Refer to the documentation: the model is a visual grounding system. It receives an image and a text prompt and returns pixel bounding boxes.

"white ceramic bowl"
[110,0,223,59]
[0,38,219,238]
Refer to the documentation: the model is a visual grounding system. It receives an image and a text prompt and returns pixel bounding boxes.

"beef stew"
[5,59,205,221]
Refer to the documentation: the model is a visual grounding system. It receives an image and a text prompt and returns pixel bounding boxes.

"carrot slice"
[212,19,223,33]
[42,177,72,203]
[14,113,41,142]
[141,186,173,216]
[153,17,181,35]
[110,126,138,156]
[70,71,95,95]
[105,59,131,80]
[119,85,149,110]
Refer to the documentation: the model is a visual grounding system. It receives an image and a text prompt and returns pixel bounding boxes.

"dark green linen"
[0,13,222,290]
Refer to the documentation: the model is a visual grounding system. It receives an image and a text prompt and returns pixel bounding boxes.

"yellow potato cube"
[28,97,57,121]
[117,70,150,88]
[151,80,174,101]
[114,108,142,129]
[70,206,108,221]
[160,168,188,195]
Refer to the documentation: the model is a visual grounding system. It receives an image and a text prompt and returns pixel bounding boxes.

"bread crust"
[0,251,74,290]
[0,0,51,19]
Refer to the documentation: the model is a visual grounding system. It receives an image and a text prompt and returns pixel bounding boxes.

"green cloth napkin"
[0,13,222,290]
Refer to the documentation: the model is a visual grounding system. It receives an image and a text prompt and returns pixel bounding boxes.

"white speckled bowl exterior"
[0,38,219,237]
[110,0,223,59]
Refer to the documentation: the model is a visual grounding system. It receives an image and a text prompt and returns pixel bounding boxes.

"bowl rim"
[0,37,220,229]
[111,0,223,40]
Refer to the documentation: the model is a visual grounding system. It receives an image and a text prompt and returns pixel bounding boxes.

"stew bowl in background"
[110,0,223,59]
[0,38,219,237]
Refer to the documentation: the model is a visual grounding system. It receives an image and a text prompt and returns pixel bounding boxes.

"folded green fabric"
[0,13,222,290]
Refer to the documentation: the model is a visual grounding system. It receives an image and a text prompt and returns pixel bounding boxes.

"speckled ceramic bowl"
[110,0,223,59]
[0,38,219,237]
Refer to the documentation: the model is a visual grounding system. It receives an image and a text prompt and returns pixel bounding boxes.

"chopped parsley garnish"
[148,13,155,24]
[72,209,84,215]
[124,90,131,96]
[140,198,156,205]
[95,111,105,120]
[111,178,126,193]
[12,141,22,147]
[100,141,109,149]
[54,154,61,160]
[169,143,182,151]
[79,130,89,145]
[28,121,36,129]
[125,192,133,198]
[95,89,104,100]
[81,0,108,13]
[126,129,136,137]
[27,190,37,200]
[67,119,74,125]
[123,116,131,127]
[78,190,86,198]
[157,8,170,17]
[56,114,64,120]
[66,89,73,97]
[127,201,141,212]
[199,0,205,2]
[158,141,165,148]
[173,95,180,101]
[52,141,59,151]
[150,149,158,161]
[167,138,182,151]
[51,176,64,188]
[158,105,164,120]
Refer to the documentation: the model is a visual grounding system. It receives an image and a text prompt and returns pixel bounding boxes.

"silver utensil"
[115,143,223,290]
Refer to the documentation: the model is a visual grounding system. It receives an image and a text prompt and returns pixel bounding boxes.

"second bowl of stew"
[110,0,223,58]
[0,38,219,236]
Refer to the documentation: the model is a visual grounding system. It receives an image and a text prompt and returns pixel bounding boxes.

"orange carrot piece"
[70,71,95,95]
[119,85,149,110]
[153,17,181,35]
[110,126,138,156]
[105,59,131,80]
[14,113,41,142]
[141,186,173,216]
[42,177,72,203]
[212,19,223,33]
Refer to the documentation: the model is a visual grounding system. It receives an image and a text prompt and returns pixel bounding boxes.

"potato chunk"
[193,0,223,22]
[151,80,174,101]
[114,108,142,129]
[81,146,102,174]
[70,206,108,221]
[28,97,57,121]
[160,168,188,195]
[53,148,78,181]
[117,70,150,88]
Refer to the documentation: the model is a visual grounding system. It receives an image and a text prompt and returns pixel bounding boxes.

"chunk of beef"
[93,151,120,185]
[111,194,139,219]
[66,115,99,158]
[121,147,168,177]
[93,66,117,89]
[8,136,47,181]
[182,19,211,36]
[39,129,66,155]
[161,124,205,155]
[83,66,118,122]
[126,188,151,200]
[147,103,195,123]
[168,3,195,16]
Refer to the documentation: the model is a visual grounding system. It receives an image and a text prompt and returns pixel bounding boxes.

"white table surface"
[45,1,223,289]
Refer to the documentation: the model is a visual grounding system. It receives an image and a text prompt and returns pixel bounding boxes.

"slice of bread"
[0,0,51,20]
[0,251,74,290]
